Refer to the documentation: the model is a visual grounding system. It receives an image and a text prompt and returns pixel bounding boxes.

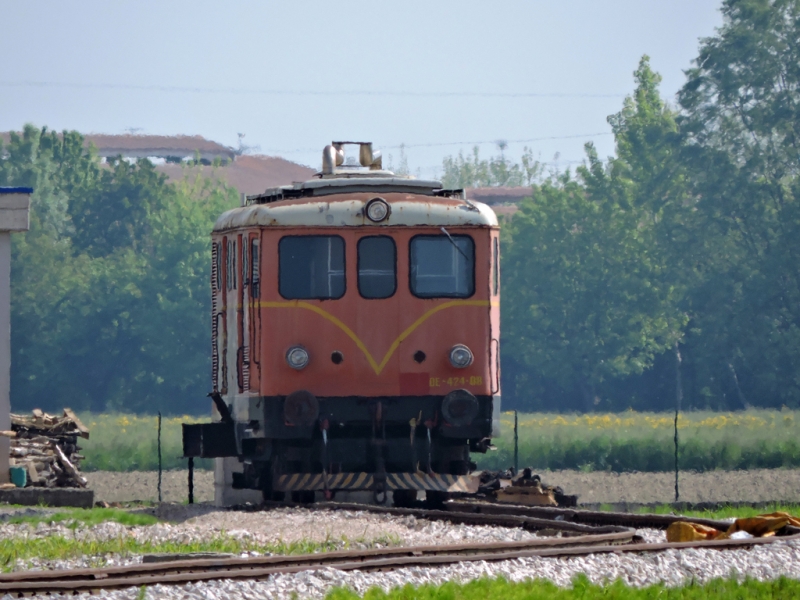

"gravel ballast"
[6,540,800,599]
[2,506,798,599]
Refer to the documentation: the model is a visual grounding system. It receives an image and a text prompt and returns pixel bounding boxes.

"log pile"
[1,408,90,488]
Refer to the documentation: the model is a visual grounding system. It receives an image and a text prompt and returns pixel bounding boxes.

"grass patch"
[478,409,800,472]
[78,412,212,472]
[4,507,158,528]
[0,532,400,570]
[325,575,800,599]
[638,503,800,521]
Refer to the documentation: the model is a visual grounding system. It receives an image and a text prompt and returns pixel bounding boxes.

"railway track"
[264,498,752,533]
[1,530,798,596]
[2,501,798,596]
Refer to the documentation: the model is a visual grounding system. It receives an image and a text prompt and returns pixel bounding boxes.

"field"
[479,409,800,472]
[77,409,800,474]
[79,413,211,472]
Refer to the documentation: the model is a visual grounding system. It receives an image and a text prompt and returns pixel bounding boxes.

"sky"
[0,1,724,178]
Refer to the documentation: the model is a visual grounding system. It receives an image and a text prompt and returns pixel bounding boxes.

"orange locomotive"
[184,142,501,505]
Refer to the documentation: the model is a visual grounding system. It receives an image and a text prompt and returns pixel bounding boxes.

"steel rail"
[443,500,739,531]
[1,532,798,595]
[0,531,634,595]
[268,499,799,535]
[263,500,633,535]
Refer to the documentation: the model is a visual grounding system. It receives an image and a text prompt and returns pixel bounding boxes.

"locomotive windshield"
[279,235,345,299]
[358,236,396,299]
[410,234,474,298]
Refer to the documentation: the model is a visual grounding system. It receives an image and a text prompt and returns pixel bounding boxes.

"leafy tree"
[502,173,684,410]
[441,146,543,188]
[3,125,238,415]
[68,157,169,257]
[501,58,688,411]
[676,0,800,407]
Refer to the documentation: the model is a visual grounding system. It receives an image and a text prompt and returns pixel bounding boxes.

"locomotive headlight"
[286,346,310,370]
[449,344,473,368]
[365,198,390,222]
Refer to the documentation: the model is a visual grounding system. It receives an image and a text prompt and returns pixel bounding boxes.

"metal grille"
[211,242,219,391]
[242,345,250,390]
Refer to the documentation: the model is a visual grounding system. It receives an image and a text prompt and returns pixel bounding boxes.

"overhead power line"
[263,132,613,155]
[392,133,613,149]
[0,80,626,99]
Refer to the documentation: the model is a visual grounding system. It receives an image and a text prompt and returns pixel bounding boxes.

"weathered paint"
[214,192,498,232]
[213,225,498,399]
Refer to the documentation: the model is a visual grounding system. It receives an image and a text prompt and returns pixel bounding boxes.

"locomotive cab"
[184,142,501,506]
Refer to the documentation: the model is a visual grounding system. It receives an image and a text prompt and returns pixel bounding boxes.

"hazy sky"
[1,1,723,177]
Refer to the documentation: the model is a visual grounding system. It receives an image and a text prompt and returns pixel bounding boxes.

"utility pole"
[0,187,31,483]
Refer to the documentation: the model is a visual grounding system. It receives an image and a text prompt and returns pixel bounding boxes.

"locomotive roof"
[213,175,499,231]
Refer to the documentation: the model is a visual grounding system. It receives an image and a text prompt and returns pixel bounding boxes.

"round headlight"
[366,198,390,222]
[286,346,310,370]
[449,344,473,369]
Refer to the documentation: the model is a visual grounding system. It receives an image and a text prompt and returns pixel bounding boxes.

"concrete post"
[0,188,32,483]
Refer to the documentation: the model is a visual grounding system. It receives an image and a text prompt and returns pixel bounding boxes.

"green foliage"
[326,575,800,600]
[3,125,238,414]
[672,0,800,409]
[501,4,800,411]
[441,145,543,188]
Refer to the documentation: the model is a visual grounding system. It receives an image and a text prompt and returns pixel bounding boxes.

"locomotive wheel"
[392,490,418,508]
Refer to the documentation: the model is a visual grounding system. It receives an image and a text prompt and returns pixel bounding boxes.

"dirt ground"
[85,470,216,504]
[84,468,800,505]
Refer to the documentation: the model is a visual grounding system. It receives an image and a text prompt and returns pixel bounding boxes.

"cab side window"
[410,234,474,298]
[279,235,345,299]
[358,236,396,299]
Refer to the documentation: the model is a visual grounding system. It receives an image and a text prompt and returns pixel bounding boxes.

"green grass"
[78,412,212,471]
[325,575,800,599]
[4,507,158,528]
[638,503,800,520]
[0,532,401,570]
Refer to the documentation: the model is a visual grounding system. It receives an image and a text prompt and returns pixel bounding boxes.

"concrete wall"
[0,189,31,483]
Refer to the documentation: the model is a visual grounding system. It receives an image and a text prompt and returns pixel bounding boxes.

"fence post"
[188,456,194,505]
[157,411,162,504]
[513,409,519,474]
[674,343,682,502]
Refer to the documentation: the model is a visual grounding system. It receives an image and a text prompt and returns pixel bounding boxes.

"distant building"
[84,134,236,163]
[0,132,236,163]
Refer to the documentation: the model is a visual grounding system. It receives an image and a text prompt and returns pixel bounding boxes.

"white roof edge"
[303,177,442,189]
[213,198,498,231]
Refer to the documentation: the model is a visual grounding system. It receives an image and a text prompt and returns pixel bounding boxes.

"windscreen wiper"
[440,227,469,260]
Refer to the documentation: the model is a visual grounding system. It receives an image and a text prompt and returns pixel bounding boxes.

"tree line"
[494,0,800,412]
[1,128,237,414]
[2,0,797,415]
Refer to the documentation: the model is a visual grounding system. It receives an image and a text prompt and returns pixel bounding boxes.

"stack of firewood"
[1,409,90,488]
